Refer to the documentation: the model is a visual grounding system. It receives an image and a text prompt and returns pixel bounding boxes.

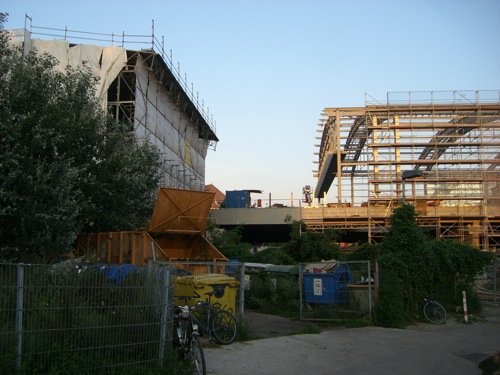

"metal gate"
[300,261,373,321]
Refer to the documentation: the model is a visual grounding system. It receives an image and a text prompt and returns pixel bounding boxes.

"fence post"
[367,260,373,318]
[374,259,379,306]
[158,267,170,366]
[16,264,24,370]
[462,290,469,323]
[299,265,303,320]
[494,257,498,305]
[239,263,245,320]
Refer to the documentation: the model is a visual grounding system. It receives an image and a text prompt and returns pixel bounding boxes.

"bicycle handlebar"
[175,291,201,306]
[175,295,197,301]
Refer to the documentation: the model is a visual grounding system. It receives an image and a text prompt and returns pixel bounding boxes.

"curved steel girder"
[417,115,500,171]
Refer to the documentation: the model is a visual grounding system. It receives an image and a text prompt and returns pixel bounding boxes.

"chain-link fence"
[0,261,177,374]
[300,261,373,321]
[1,259,373,373]
[0,260,244,374]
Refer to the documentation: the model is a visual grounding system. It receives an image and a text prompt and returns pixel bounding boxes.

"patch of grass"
[237,317,252,341]
[289,324,321,335]
[313,316,373,328]
[270,309,300,319]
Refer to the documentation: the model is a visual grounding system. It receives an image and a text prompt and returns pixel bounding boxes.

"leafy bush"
[253,247,296,265]
[207,225,255,261]
[0,14,162,263]
[244,273,300,314]
[374,268,406,328]
[375,205,494,327]
[283,222,341,262]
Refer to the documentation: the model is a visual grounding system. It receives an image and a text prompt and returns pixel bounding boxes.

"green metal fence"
[0,262,174,374]
[0,260,244,374]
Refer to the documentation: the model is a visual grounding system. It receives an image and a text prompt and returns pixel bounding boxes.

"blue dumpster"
[304,263,354,304]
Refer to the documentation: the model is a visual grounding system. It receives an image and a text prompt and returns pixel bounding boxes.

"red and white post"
[462,290,468,323]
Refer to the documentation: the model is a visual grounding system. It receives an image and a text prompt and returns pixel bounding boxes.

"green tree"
[283,221,341,262]
[427,239,492,309]
[375,204,493,327]
[253,246,295,265]
[0,14,162,262]
[375,205,437,325]
[207,225,255,261]
[346,242,379,263]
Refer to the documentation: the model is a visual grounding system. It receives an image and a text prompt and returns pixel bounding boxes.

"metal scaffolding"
[312,90,500,249]
[10,20,219,192]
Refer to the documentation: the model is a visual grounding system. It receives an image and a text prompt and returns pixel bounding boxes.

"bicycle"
[173,296,206,375]
[423,296,447,325]
[177,291,237,345]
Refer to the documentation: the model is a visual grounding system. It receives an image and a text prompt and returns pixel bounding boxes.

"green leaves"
[382,204,427,254]
[284,221,341,262]
[375,205,493,327]
[0,16,162,262]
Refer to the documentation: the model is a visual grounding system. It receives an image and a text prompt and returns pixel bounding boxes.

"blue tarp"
[91,264,140,285]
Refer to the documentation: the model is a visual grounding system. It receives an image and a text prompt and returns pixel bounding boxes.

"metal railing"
[365,90,500,106]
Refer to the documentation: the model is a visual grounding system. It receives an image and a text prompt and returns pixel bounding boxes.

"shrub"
[374,268,406,328]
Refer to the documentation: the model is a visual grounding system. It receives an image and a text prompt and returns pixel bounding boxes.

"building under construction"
[312,91,500,250]
[8,22,226,267]
[8,22,218,191]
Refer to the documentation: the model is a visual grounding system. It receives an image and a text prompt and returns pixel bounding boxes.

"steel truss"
[312,91,500,250]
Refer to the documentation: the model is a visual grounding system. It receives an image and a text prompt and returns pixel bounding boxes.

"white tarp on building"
[29,38,127,106]
[134,54,207,190]
[8,30,210,191]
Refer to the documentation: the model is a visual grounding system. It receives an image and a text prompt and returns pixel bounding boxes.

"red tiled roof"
[204,184,225,209]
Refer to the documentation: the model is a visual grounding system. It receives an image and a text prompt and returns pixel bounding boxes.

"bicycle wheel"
[188,335,206,375]
[212,310,237,344]
[423,301,447,324]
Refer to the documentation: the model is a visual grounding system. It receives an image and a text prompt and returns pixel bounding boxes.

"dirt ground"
[243,301,500,339]
[243,310,318,339]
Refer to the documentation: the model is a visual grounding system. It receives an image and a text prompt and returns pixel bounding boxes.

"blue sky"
[3,0,500,203]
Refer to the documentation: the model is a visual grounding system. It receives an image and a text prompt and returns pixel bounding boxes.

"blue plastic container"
[303,264,354,305]
[225,190,250,208]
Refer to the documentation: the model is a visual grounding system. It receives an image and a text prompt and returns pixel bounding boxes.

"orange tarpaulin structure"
[76,188,227,270]
[148,188,215,234]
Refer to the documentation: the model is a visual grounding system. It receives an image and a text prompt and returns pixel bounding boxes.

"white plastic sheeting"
[6,29,32,55]
[9,32,209,191]
[134,54,207,190]
[30,39,127,106]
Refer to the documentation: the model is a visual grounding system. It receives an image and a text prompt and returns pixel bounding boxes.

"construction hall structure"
[8,21,218,191]
[311,90,500,250]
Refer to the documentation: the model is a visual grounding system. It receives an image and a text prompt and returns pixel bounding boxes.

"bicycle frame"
[176,291,237,345]
[173,303,206,374]
[192,296,218,340]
